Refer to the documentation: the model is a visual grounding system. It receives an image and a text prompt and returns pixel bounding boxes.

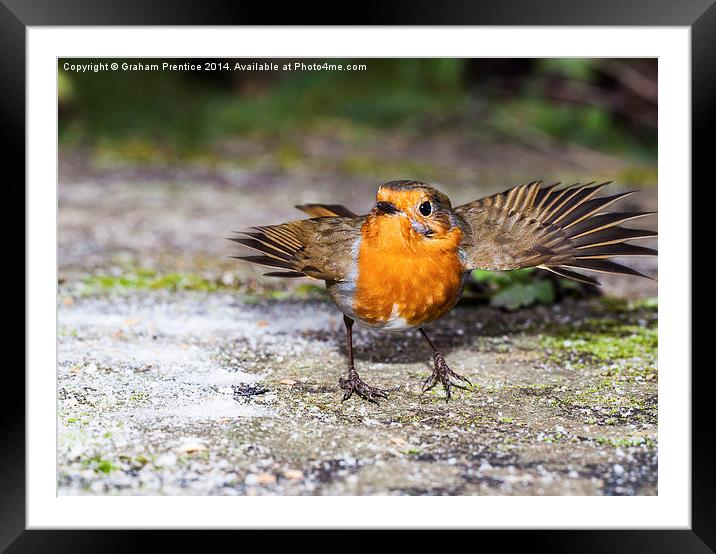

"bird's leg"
[419,328,472,401]
[338,315,388,404]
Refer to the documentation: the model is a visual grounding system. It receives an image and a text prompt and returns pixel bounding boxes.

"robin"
[230,180,657,403]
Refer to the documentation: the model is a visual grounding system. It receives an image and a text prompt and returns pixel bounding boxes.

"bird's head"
[371,181,459,245]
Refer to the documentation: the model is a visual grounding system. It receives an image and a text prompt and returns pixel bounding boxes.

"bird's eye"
[419,201,432,216]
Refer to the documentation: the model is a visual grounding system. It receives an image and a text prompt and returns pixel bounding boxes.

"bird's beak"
[375,201,399,215]
[411,219,434,237]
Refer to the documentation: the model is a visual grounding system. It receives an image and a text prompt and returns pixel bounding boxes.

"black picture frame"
[5,0,706,551]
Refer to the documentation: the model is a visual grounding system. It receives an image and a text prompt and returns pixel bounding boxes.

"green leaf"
[533,280,556,304]
[490,280,556,311]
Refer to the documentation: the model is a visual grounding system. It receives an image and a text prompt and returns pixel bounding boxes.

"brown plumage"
[230,180,657,403]
[230,216,362,280]
[455,181,656,285]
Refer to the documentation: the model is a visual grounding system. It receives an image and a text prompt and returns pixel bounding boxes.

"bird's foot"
[422,352,472,401]
[339,370,388,404]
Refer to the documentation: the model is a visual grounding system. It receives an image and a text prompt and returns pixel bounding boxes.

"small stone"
[279,379,297,386]
[283,469,304,480]
[156,453,177,467]
[178,438,208,454]
[257,472,276,485]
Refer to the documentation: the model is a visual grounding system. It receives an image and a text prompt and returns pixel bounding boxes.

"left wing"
[455,181,657,285]
[295,204,357,218]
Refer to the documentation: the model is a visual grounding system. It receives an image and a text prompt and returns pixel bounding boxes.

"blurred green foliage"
[59,58,656,163]
[470,268,586,311]
[537,59,596,81]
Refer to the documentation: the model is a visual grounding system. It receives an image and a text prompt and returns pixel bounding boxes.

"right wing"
[455,181,657,285]
[229,216,363,281]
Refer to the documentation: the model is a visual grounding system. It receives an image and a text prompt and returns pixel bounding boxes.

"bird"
[229,180,657,403]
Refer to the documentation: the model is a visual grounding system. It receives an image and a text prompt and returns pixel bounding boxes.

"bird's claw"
[339,372,388,404]
[422,352,472,401]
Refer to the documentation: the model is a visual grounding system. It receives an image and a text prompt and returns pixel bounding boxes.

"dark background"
[59,58,657,164]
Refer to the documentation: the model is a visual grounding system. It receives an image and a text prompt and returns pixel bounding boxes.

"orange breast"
[353,215,465,329]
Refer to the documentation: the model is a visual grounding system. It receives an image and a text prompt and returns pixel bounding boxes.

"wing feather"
[456,182,657,285]
[230,216,363,280]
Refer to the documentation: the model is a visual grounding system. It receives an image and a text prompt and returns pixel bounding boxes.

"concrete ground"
[57,129,657,496]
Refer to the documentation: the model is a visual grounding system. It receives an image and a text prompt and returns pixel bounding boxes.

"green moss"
[78,268,336,302]
[129,390,149,403]
[59,326,78,338]
[560,384,653,413]
[513,383,557,396]
[541,326,657,362]
[96,459,116,474]
[461,414,487,428]
[82,269,225,293]
[593,436,655,448]
[598,296,658,313]
[538,301,657,370]
[82,455,119,474]
[86,270,229,294]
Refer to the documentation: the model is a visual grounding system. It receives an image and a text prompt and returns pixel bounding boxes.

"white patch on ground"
[57,292,345,494]
[147,397,273,420]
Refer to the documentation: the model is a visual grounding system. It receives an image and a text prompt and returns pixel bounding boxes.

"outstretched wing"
[295,204,357,218]
[229,216,363,281]
[456,181,657,285]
